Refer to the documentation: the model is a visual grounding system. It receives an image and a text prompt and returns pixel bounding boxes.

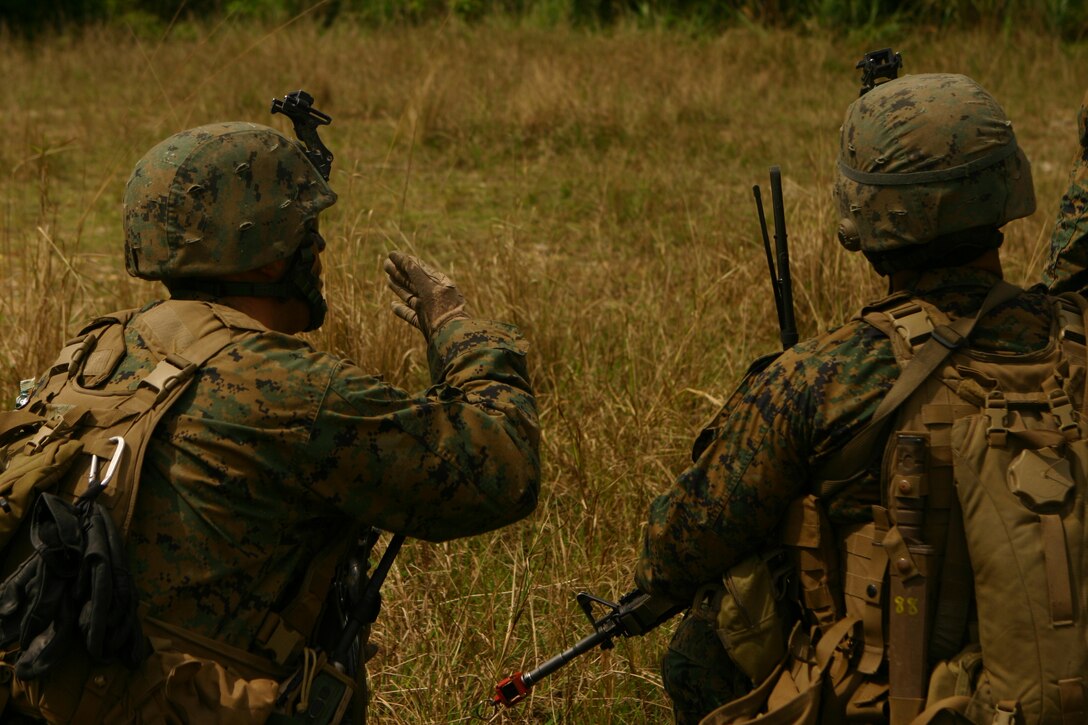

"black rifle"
[271,89,335,181]
[270,532,405,725]
[492,167,804,709]
[857,48,902,96]
[331,532,404,666]
[491,589,684,707]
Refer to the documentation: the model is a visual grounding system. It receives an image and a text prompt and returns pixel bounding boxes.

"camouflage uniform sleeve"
[1043,90,1088,293]
[308,317,540,542]
[634,363,812,603]
[635,323,897,603]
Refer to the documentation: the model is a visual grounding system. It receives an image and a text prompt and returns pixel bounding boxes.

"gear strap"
[142,616,290,682]
[818,280,1021,497]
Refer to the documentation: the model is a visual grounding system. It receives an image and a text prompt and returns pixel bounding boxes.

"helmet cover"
[124,122,337,280]
[834,73,1035,258]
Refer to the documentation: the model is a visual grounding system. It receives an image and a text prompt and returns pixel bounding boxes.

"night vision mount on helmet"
[123,91,338,330]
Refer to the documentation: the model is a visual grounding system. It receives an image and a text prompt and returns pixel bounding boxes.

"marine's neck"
[889,248,1004,293]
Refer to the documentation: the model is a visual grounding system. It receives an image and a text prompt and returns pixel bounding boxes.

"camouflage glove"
[383,251,471,340]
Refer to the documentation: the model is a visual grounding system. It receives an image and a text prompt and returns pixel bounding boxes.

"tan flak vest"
[0,300,359,723]
[824,283,1088,724]
[704,282,1088,725]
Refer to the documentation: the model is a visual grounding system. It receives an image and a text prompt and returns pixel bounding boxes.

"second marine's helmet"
[834,73,1035,274]
[124,122,337,329]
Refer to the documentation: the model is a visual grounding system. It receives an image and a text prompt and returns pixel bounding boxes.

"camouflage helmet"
[124,122,337,280]
[834,73,1035,267]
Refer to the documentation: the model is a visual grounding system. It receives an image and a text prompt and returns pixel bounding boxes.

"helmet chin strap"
[286,231,328,331]
[165,231,328,331]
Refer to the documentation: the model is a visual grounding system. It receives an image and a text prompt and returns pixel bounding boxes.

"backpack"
[705,281,1088,725]
[0,300,235,679]
[869,286,1087,724]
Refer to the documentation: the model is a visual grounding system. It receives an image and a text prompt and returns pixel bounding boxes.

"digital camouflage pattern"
[636,267,1054,722]
[124,123,337,281]
[98,300,539,651]
[660,597,750,725]
[1043,89,1088,294]
[835,74,1035,255]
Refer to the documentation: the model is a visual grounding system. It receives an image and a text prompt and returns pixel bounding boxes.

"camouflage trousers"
[661,597,752,725]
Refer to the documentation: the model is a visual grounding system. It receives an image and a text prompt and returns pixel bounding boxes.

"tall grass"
[2,18,1086,722]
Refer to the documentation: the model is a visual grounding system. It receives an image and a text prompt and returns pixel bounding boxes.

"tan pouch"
[949,414,1088,724]
[0,436,84,551]
[5,636,281,724]
[153,648,280,724]
[715,550,789,684]
[701,616,860,725]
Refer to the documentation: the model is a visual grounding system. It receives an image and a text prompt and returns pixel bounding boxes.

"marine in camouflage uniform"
[1044,89,1088,295]
[4,123,539,723]
[634,75,1041,724]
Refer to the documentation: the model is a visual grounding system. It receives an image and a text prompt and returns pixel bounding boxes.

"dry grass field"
[2,16,1087,723]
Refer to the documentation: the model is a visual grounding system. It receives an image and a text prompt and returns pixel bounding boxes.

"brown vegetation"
[2,19,1085,722]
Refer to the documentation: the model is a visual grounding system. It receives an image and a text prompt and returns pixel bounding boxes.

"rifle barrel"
[523,627,615,687]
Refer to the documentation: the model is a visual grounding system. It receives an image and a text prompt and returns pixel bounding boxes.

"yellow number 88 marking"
[893,596,919,616]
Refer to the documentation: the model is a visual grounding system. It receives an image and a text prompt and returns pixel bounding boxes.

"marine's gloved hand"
[383,251,471,340]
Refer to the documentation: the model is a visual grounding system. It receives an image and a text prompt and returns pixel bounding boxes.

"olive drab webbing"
[818,286,1088,724]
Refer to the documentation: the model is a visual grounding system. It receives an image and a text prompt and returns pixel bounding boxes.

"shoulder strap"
[818,280,1021,497]
[110,302,240,534]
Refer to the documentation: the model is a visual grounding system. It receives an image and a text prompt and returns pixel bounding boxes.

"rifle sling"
[818,280,1021,498]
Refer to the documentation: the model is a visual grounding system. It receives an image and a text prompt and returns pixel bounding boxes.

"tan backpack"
[704,282,1088,725]
[867,287,1088,724]
[0,300,236,550]
[0,301,239,714]
[0,300,374,724]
